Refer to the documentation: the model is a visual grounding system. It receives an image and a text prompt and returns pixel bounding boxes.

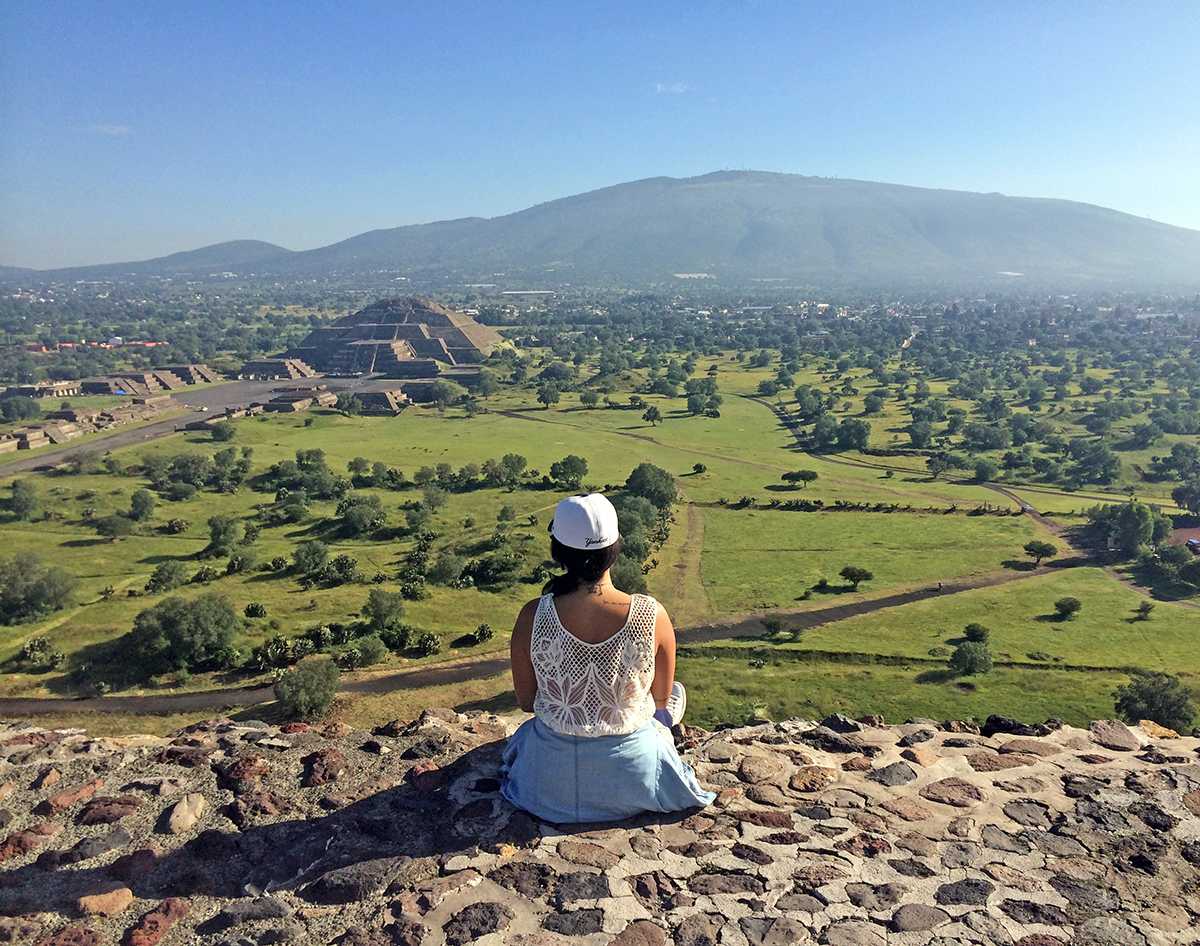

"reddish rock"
[1182,790,1200,817]
[155,746,210,767]
[231,791,288,826]
[901,747,938,767]
[125,897,188,946]
[223,755,269,787]
[789,766,837,792]
[37,778,103,816]
[0,781,13,804]
[280,722,309,734]
[321,722,354,739]
[301,748,345,788]
[78,886,134,916]
[1000,738,1061,756]
[729,808,793,828]
[109,846,163,881]
[881,798,932,822]
[410,761,443,793]
[3,730,65,748]
[1077,753,1113,764]
[80,795,143,825]
[0,823,62,863]
[967,752,1036,772]
[841,755,873,772]
[835,833,893,857]
[1089,719,1140,752]
[610,919,666,946]
[33,767,61,789]
[919,777,985,808]
[1014,937,1066,946]
[31,925,101,946]
[738,755,783,784]
[791,864,847,890]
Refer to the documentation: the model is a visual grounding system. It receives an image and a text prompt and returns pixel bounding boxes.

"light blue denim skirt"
[500,716,716,824]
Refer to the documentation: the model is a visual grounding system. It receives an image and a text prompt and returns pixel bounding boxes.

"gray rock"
[688,873,765,895]
[1089,719,1140,752]
[553,871,611,904]
[867,762,917,787]
[1049,875,1122,910]
[890,904,950,932]
[999,899,1070,925]
[1030,832,1086,857]
[819,921,887,946]
[964,911,1012,946]
[981,825,1030,853]
[1062,774,1106,798]
[819,714,865,733]
[740,916,813,946]
[214,898,294,930]
[897,729,936,747]
[61,826,132,863]
[443,902,513,946]
[542,909,603,936]
[801,727,872,755]
[1003,800,1051,827]
[257,920,305,944]
[777,893,826,913]
[1075,916,1147,946]
[1129,801,1179,831]
[675,913,723,946]
[934,879,994,906]
[488,862,556,898]
[846,882,907,911]
[889,858,936,878]
[940,841,981,869]
[305,857,406,904]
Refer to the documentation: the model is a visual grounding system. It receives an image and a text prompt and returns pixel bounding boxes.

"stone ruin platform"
[0,711,1197,945]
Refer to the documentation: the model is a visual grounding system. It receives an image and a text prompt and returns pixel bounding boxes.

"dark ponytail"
[542,536,624,596]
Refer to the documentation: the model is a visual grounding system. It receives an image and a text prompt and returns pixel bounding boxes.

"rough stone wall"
[0,712,1196,945]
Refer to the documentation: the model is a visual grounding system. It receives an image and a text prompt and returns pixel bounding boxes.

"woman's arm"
[510,599,539,713]
[651,601,677,708]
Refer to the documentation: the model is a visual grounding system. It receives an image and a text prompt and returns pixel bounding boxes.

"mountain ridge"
[10,171,1200,288]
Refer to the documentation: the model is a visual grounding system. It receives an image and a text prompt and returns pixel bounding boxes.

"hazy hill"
[18,172,1200,288]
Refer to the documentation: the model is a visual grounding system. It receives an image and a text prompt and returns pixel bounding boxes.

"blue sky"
[2,1,1198,269]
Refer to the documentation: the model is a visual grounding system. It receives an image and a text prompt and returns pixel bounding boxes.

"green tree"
[205,515,242,557]
[642,405,663,425]
[580,390,600,409]
[692,463,707,475]
[782,470,818,489]
[126,593,239,675]
[356,634,388,665]
[963,623,990,643]
[973,458,999,482]
[949,641,993,675]
[1114,671,1196,732]
[836,418,871,452]
[536,383,561,409]
[1171,479,1200,516]
[94,515,133,541]
[274,657,341,719]
[129,488,156,522]
[337,493,387,536]
[10,479,38,520]
[1054,596,1082,620]
[926,455,951,480]
[363,588,405,631]
[1,396,41,422]
[145,560,190,594]
[550,455,589,489]
[211,420,236,442]
[1133,601,1155,620]
[0,553,77,624]
[863,394,884,414]
[625,462,677,509]
[1024,540,1058,566]
[839,565,874,590]
[293,539,329,575]
[347,457,371,479]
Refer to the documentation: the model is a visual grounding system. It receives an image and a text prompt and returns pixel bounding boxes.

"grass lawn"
[677,656,1126,730]
[697,505,1036,613]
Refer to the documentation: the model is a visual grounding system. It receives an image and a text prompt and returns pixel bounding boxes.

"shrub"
[1114,672,1197,732]
[963,623,990,643]
[362,588,405,631]
[192,565,220,583]
[166,518,191,534]
[356,634,388,665]
[949,641,993,676]
[472,623,494,644]
[378,623,415,652]
[0,553,78,624]
[244,603,267,618]
[1053,597,1082,620]
[428,552,465,585]
[274,657,340,719]
[125,593,239,676]
[146,560,190,594]
[415,632,441,657]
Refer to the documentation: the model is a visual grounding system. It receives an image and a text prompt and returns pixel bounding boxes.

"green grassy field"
[2,349,1197,730]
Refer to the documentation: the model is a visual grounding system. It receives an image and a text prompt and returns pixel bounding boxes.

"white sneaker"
[666,682,687,726]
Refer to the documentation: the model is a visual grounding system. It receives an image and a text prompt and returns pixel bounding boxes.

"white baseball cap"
[549,494,619,550]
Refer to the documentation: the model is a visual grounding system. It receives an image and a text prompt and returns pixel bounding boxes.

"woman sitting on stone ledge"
[501,493,716,823]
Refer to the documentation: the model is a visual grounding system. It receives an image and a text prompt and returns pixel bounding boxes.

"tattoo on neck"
[587,582,603,595]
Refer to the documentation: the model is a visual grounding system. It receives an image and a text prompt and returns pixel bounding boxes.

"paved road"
[0,376,412,478]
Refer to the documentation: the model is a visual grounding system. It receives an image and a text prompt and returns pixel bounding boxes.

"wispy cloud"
[88,124,133,136]
[655,82,691,95]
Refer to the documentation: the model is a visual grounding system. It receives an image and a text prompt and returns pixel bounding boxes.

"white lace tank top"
[530,593,658,737]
